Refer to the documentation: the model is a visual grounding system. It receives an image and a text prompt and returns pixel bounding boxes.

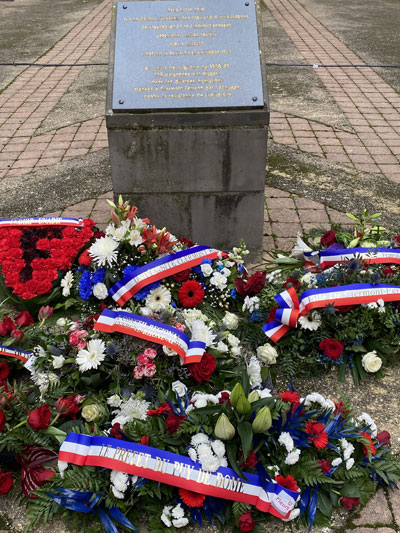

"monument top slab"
[112,0,264,111]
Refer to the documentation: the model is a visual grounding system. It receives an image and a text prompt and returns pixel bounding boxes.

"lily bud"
[248,390,260,403]
[252,406,272,433]
[230,383,245,408]
[235,396,252,415]
[214,413,235,440]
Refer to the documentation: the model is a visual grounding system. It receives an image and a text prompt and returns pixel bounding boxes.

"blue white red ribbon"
[94,309,205,364]
[263,283,400,342]
[0,344,32,363]
[59,433,299,519]
[0,217,83,227]
[304,247,400,270]
[109,245,224,306]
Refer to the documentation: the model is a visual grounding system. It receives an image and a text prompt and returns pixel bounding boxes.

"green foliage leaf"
[341,483,361,498]
[237,421,253,460]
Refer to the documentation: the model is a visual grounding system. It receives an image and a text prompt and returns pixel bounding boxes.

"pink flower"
[143,348,157,359]
[175,323,186,332]
[69,329,88,346]
[77,341,87,351]
[137,354,149,366]
[143,363,156,378]
[133,366,144,379]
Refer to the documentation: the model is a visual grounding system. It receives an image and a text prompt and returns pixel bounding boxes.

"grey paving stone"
[353,489,392,526]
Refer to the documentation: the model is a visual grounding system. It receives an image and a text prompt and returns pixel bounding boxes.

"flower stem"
[12,419,27,431]
[49,413,61,427]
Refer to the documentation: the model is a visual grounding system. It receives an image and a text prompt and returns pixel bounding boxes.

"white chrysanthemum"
[191,433,210,447]
[188,447,198,462]
[89,236,119,267]
[298,312,321,331]
[110,470,129,492]
[52,355,65,369]
[129,229,142,247]
[172,504,185,519]
[242,295,260,313]
[93,282,108,300]
[112,486,125,499]
[76,339,106,372]
[107,394,122,408]
[111,397,150,427]
[173,517,189,528]
[304,392,329,409]
[61,271,74,297]
[343,444,355,461]
[285,449,301,465]
[247,356,262,387]
[197,446,221,472]
[188,319,216,347]
[346,458,355,470]
[357,412,377,437]
[278,432,294,452]
[145,286,171,312]
[331,457,342,467]
[211,440,226,458]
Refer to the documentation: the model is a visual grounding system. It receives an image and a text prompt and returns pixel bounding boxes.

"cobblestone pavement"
[1,0,400,530]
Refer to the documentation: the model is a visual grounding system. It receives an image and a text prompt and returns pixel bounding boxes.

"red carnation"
[341,496,360,510]
[15,311,34,328]
[234,271,266,297]
[376,430,391,446]
[239,450,258,469]
[179,488,206,507]
[0,410,6,431]
[172,269,190,282]
[282,277,301,291]
[165,413,185,434]
[321,230,337,247]
[218,391,231,405]
[110,423,124,439]
[178,280,205,308]
[275,474,299,492]
[188,352,216,384]
[383,265,396,277]
[0,471,13,495]
[55,396,80,418]
[147,402,173,417]
[305,420,328,450]
[360,432,376,457]
[238,511,255,532]
[317,459,331,474]
[319,338,344,360]
[27,404,51,430]
[0,316,15,337]
[0,362,10,380]
[79,249,92,266]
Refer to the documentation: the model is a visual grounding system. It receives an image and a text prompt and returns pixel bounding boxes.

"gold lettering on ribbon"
[196,469,210,485]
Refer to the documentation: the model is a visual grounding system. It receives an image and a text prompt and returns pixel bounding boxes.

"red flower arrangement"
[0,219,95,299]
[320,230,337,247]
[177,280,205,308]
[305,420,328,450]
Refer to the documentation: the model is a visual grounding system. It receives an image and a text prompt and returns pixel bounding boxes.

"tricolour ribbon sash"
[263,283,400,342]
[109,245,224,306]
[59,433,299,519]
[0,217,83,227]
[94,309,205,364]
[304,247,400,270]
[0,344,32,363]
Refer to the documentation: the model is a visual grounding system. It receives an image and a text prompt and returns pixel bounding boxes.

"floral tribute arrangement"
[260,210,400,384]
[0,203,398,533]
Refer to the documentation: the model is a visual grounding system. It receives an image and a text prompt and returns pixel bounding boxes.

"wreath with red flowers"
[0,220,95,301]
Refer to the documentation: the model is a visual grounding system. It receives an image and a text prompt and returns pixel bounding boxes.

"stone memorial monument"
[106,0,269,252]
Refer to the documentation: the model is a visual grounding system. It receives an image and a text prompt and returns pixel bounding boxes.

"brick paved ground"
[1,0,400,529]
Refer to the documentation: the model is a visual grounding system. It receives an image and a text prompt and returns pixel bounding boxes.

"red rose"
[321,230,337,247]
[383,265,396,277]
[178,280,205,308]
[0,410,5,431]
[79,248,92,266]
[11,329,24,341]
[0,362,10,380]
[188,353,216,384]
[16,445,57,498]
[0,316,15,336]
[110,423,124,439]
[238,511,255,532]
[341,496,360,510]
[0,471,13,495]
[282,277,301,291]
[172,269,190,282]
[15,311,35,327]
[27,404,51,430]
[275,474,299,492]
[234,271,266,297]
[376,430,391,446]
[179,237,195,248]
[317,459,331,474]
[55,396,80,418]
[165,413,185,434]
[319,338,344,360]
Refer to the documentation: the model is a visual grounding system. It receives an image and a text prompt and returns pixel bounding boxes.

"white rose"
[362,351,382,373]
[227,334,240,347]
[163,345,177,357]
[56,318,67,327]
[171,380,187,397]
[256,344,278,364]
[200,263,213,277]
[82,404,102,422]
[107,394,122,408]
[231,346,241,356]
[52,355,65,369]
[222,312,239,330]
[93,282,109,300]
[216,341,229,353]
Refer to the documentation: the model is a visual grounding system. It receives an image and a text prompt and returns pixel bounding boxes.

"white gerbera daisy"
[61,271,74,297]
[76,339,106,372]
[145,286,171,312]
[298,311,321,331]
[89,236,119,267]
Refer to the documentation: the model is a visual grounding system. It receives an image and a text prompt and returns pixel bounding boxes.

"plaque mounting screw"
[252,96,258,102]
[119,99,124,104]
[122,4,127,8]
[245,2,249,5]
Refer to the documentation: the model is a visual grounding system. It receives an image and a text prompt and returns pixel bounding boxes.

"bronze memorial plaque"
[112,0,264,110]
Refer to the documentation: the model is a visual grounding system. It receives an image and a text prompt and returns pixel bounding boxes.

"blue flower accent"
[91,268,106,285]
[230,289,237,299]
[78,270,92,300]
[191,265,203,276]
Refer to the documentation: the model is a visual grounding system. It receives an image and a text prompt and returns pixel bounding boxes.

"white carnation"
[278,432,294,452]
[285,449,301,465]
[346,458,355,470]
[171,504,185,519]
[331,457,343,467]
[172,517,189,528]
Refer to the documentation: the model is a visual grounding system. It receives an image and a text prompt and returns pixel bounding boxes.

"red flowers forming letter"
[178,280,205,308]
[305,420,328,450]
[187,353,216,384]
[319,338,344,360]
[27,404,51,430]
